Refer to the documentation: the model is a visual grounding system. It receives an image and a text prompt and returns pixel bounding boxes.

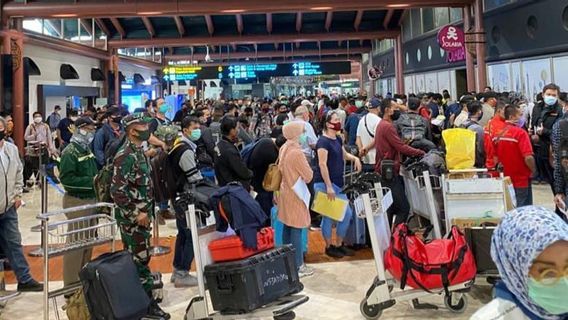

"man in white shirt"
[356,98,382,172]
[293,105,317,162]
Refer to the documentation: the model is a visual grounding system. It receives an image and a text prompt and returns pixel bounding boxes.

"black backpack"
[150,142,192,203]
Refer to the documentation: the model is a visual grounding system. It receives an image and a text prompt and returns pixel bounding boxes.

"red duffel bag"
[384,223,477,293]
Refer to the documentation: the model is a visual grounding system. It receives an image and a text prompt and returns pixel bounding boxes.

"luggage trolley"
[359,182,473,320]
[182,194,309,320]
[38,203,118,320]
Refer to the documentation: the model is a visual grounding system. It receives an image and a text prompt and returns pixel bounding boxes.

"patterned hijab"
[491,206,568,320]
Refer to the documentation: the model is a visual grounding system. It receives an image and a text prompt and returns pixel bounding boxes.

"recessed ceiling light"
[52,14,77,18]
[310,6,333,10]
[387,4,410,8]
[221,9,246,13]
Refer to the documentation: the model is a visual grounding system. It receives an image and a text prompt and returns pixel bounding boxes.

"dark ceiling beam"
[324,11,333,32]
[266,13,273,34]
[353,10,363,31]
[189,56,362,67]
[235,14,244,34]
[110,18,125,38]
[3,0,473,18]
[204,14,214,35]
[398,9,408,26]
[383,9,394,29]
[94,18,110,35]
[165,46,371,61]
[141,17,155,38]
[108,30,398,48]
[80,18,93,37]
[173,16,185,37]
[295,12,302,33]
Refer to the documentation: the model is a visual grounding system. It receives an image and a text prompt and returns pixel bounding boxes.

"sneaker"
[17,279,43,292]
[338,245,356,257]
[157,214,166,225]
[159,209,176,220]
[174,273,198,288]
[169,272,178,284]
[146,300,171,319]
[325,245,344,259]
[309,226,321,231]
[298,264,314,278]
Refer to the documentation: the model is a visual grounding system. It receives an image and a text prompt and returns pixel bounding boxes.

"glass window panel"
[422,8,435,33]
[434,8,450,28]
[450,7,463,22]
[402,13,412,41]
[484,0,515,11]
[411,8,422,38]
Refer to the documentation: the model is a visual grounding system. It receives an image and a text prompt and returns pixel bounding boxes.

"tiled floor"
[0,182,556,319]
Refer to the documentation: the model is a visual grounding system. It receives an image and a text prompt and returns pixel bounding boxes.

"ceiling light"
[310,6,333,10]
[52,14,77,18]
[139,11,164,15]
[387,4,410,8]
[221,9,246,13]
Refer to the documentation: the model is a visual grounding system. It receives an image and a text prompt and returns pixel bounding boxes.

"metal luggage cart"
[38,203,118,320]
[359,182,473,320]
[401,168,444,239]
[182,194,308,320]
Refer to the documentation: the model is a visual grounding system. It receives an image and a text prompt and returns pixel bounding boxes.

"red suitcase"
[209,227,275,262]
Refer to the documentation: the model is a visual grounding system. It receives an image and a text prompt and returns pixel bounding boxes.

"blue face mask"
[299,134,308,145]
[528,277,568,315]
[158,104,170,114]
[544,95,558,106]
[355,101,364,108]
[189,128,201,141]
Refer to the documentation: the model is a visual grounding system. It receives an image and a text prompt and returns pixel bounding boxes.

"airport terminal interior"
[0,0,567,320]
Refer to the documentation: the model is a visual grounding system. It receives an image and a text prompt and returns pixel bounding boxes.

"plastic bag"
[442,128,476,170]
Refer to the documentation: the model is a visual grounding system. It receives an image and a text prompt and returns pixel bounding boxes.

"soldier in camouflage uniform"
[110,112,170,320]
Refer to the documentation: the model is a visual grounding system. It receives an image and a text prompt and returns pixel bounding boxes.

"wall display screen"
[163,61,351,81]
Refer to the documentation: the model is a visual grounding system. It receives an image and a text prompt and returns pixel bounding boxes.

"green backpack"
[93,135,126,214]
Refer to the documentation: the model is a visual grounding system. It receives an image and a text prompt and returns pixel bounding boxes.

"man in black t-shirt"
[57,109,78,150]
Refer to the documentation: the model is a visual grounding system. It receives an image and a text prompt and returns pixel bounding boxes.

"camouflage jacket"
[110,139,153,223]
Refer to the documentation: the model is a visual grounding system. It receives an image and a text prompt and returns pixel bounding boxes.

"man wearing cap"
[479,91,498,127]
[357,97,382,172]
[59,116,98,288]
[93,106,124,169]
[111,113,170,319]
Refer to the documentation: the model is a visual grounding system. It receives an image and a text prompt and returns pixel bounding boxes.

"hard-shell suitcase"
[204,245,303,314]
[343,206,367,249]
[79,250,150,320]
[271,206,308,253]
[208,227,275,262]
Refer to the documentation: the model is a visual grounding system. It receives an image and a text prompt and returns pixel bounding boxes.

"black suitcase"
[79,250,150,320]
[204,245,302,314]
[464,227,498,275]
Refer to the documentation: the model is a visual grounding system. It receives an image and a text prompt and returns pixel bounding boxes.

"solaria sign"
[437,25,466,63]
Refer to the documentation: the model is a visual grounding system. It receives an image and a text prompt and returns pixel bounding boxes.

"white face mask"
[34,117,42,124]
[70,116,78,122]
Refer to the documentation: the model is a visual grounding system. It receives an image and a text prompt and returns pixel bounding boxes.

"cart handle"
[37,203,115,220]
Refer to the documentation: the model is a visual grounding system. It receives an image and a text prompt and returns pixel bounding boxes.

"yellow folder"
[311,191,349,221]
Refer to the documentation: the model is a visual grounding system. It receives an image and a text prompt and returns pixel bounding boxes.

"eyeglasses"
[532,265,568,285]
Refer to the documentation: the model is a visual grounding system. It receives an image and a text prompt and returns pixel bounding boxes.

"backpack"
[398,113,426,143]
[240,139,262,168]
[93,135,126,214]
[150,142,191,203]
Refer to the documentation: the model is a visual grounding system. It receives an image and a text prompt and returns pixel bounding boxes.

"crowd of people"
[0,83,566,319]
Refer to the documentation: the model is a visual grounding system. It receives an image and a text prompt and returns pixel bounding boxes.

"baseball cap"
[369,98,381,109]
[122,112,153,127]
[301,99,314,107]
[74,116,95,128]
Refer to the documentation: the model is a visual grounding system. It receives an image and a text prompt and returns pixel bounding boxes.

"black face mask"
[0,130,5,141]
[112,116,122,124]
[391,110,401,121]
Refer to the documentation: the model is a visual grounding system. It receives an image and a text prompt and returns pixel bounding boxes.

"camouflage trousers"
[117,219,153,293]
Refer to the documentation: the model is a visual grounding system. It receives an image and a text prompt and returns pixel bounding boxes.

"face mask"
[391,110,401,121]
[158,104,169,114]
[34,117,42,124]
[355,101,364,108]
[544,95,558,106]
[112,116,122,124]
[135,129,151,141]
[329,122,342,131]
[0,130,5,141]
[70,116,78,122]
[299,134,308,145]
[189,128,202,141]
[528,277,568,315]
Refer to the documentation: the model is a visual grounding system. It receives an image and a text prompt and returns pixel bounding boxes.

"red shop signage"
[437,25,465,52]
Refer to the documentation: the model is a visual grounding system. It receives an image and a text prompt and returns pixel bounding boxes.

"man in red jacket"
[375,99,425,227]
[484,101,507,173]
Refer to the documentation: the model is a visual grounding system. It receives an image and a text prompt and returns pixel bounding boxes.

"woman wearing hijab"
[278,122,314,278]
[471,206,568,320]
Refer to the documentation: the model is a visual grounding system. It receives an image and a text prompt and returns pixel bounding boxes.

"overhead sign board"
[163,61,351,81]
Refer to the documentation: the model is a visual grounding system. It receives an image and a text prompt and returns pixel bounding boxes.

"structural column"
[13,35,24,153]
[394,34,405,95]
[463,5,476,93]
[112,52,120,105]
[474,0,487,91]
